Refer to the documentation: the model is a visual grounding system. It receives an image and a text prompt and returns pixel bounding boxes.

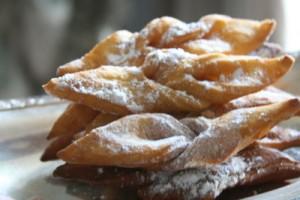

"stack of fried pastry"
[42,14,300,200]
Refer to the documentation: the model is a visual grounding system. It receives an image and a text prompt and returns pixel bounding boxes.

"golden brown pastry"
[138,16,206,48]
[44,50,293,115]
[54,145,300,200]
[162,99,300,170]
[43,66,209,115]
[42,112,120,161]
[139,145,300,200]
[258,126,300,150]
[180,14,275,55]
[56,99,300,169]
[143,49,293,103]
[57,30,147,75]
[85,113,121,132]
[201,86,300,118]
[41,134,74,161]
[41,14,300,200]
[47,103,98,139]
[57,113,195,168]
[57,14,275,76]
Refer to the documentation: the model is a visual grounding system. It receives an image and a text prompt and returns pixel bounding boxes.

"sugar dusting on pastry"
[106,33,141,66]
[161,21,208,46]
[143,155,248,199]
[42,14,300,200]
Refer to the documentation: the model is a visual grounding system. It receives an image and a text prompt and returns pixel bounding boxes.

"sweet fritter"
[162,99,300,170]
[57,14,275,75]
[41,14,300,200]
[138,16,207,48]
[44,50,293,114]
[57,99,300,169]
[201,86,300,118]
[139,145,300,200]
[258,126,300,150]
[54,146,300,200]
[143,49,294,103]
[44,66,209,115]
[58,114,195,168]
[41,134,74,161]
[41,112,119,161]
[180,14,275,55]
[47,103,98,139]
[57,30,147,75]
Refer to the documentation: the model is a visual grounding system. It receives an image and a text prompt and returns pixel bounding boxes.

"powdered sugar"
[67,58,84,68]
[200,80,216,90]
[184,38,231,53]
[59,73,133,107]
[145,155,248,199]
[161,21,207,46]
[219,67,264,86]
[56,64,208,114]
[144,48,196,68]
[106,33,141,66]
[57,67,155,113]
[86,113,194,166]
[226,87,297,110]
[250,43,282,58]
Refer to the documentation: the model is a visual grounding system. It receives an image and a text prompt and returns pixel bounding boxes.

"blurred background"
[0,0,299,99]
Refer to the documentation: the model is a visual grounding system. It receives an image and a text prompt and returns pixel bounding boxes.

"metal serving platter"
[1,96,300,200]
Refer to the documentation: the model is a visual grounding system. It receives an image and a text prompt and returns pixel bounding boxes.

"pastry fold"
[258,126,300,150]
[54,145,300,200]
[57,14,275,75]
[202,86,300,118]
[57,99,300,169]
[139,145,300,200]
[44,66,209,115]
[44,51,293,115]
[180,14,275,55]
[162,99,300,170]
[57,114,195,168]
[143,49,293,103]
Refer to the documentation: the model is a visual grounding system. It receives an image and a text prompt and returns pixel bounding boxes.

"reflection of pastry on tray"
[41,14,300,199]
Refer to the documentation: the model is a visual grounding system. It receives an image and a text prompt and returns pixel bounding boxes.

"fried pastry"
[251,42,282,58]
[42,14,300,200]
[57,113,195,168]
[238,145,300,187]
[179,14,275,55]
[201,86,300,118]
[44,66,209,115]
[57,30,147,76]
[57,15,275,76]
[56,99,300,169]
[47,103,98,139]
[162,99,300,170]
[138,16,207,48]
[257,126,300,150]
[41,134,74,161]
[85,112,121,132]
[44,49,293,114]
[143,49,293,103]
[139,145,300,200]
[54,146,300,200]
[53,164,155,187]
[42,112,119,161]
